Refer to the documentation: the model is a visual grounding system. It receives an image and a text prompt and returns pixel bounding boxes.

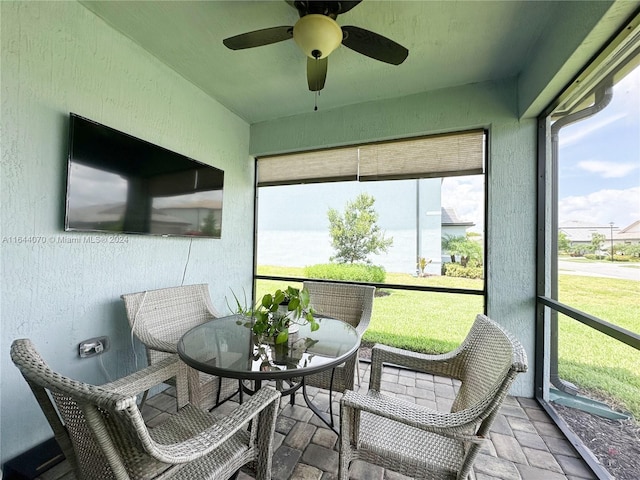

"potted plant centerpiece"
[233,286,319,344]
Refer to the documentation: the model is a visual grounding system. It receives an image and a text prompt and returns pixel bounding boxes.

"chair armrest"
[369,344,464,391]
[17,353,184,413]
[103,355,183,398]
[341,390,484,444]
[145,339,178,354]
[144,386,281,463]
[355,320,369,337]
[355,302,373,338]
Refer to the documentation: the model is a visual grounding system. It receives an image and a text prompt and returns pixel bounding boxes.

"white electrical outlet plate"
[78,336,108,358]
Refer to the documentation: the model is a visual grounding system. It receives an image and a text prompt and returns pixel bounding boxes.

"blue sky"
[557,64,640,229]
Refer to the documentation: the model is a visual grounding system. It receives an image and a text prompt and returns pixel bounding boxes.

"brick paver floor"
[36,361,597,480]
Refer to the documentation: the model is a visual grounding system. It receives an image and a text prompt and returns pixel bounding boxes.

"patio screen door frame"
[535,13,640,480]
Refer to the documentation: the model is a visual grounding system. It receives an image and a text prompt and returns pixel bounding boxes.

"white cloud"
[558,112,627,147]
[577,160,640,178]
[559,186,640,228]
[441,176,485,232]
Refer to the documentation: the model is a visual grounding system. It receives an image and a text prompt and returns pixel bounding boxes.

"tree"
[441,234,482,267]
[588,232,606,253]
[327,193,393,264]
[620,243,640,258]
[558,231,571,254]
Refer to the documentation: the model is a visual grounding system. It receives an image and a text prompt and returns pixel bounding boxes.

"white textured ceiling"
[81,1,561,123]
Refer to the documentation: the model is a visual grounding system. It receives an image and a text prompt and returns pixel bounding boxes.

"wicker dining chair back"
[121,284,220,364]
[447,315,522,415]
[11,338,281,480]
[303,281,374,335]
[121,284,238,409]
[340,314,528,480]
[302,281,375,392]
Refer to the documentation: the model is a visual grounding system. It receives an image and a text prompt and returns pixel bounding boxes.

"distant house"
[559,220,640,247]
[414,196,477,276]
[616,220,640,244]
[559,220,611,247]
[440,207,477,267]
[441,207,475,239]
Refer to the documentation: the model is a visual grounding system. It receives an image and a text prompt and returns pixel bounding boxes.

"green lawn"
[557,275,640,418]
[255,265,639,417]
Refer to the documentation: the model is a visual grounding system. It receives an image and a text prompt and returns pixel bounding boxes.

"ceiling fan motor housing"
[293,14,343,59]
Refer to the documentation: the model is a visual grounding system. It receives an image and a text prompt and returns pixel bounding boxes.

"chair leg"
[210,379,244,411]
[216,377,222,406]
[138,390,149,409]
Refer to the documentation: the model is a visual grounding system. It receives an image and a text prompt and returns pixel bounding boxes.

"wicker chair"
[11,338,281,480]
[302,281,375,392]
[339,314,528,480]
[121,284,239,410]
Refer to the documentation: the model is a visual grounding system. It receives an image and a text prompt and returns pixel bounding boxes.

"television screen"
[65,114,224,238]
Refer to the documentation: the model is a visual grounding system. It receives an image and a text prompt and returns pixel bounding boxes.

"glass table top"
[177,314,360,380]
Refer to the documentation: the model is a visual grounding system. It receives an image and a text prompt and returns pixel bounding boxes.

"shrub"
[466,258,482,268]
[585,254,607,260]
[593,255,634,262]
[618,243,640,258]
[443,262,483,279]
[304,263,386,283]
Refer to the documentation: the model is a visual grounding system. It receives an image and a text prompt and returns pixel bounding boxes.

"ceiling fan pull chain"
[314,56,319,111]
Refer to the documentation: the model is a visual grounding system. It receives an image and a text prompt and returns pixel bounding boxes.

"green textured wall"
[1,1,253,463]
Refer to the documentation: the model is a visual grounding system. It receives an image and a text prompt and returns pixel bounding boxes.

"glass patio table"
[177,314,360,432]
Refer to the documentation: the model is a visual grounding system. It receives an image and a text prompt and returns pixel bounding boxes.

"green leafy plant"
[327,193,393,264]
[441,234,483,267]
[234,286,318,344]
[417,256,431,277]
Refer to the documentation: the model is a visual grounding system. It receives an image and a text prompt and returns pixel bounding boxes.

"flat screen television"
[65,113,224,238]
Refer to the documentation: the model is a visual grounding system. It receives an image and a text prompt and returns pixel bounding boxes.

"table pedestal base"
[239,369,340,435]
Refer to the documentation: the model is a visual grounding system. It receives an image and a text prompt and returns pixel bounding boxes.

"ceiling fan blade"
[335,1,362,14]
[307,56,328,91]
[223,26,293,50]
[341,25,408,65]
[287,1,362,17]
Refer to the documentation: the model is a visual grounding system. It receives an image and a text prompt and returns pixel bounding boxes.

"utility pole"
[415,179,421,276]
[609,222,614,262]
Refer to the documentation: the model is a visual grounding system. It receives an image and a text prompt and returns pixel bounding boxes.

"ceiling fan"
[223,0,409,92]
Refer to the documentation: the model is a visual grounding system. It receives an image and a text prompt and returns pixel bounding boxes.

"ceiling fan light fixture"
[293,14,343,59]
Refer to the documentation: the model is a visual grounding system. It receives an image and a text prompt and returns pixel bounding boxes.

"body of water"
[257,229,443,275]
